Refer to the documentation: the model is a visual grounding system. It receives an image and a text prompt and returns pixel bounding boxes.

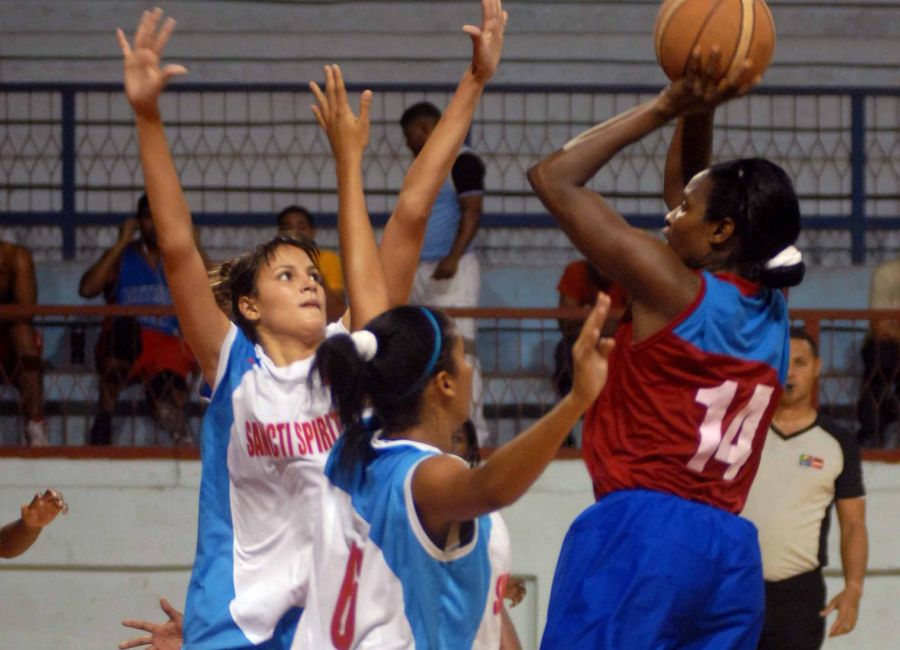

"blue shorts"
[541,490,764,650]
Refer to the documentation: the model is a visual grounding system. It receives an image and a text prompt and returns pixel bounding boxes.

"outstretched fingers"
[309,79,330,129]
[357,89,373,130]
[118,636,152,650]
[154,16,178,55]
[576,293,611,350]
[159,598,182,622]
[116,28,133,57]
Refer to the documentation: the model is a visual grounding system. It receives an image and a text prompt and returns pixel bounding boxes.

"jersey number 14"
[688,381,775,481]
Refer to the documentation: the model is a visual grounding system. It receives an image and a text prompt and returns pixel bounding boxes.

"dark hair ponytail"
[705,158,805,289]
[313,306,458,478]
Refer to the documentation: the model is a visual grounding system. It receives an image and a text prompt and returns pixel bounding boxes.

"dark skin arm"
[79,218,138,298]
[432,193,482,280]
[663,112,715,210]
[528,49,756,341]
[0,490,66,559]
[10,246,39,357]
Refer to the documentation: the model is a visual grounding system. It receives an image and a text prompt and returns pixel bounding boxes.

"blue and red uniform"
[541,271,789,650]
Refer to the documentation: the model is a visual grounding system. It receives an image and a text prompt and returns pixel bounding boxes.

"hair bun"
[351,330,378,362]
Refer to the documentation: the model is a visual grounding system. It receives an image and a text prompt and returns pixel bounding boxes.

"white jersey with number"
[183,322,346,649]
[291,435,511,649]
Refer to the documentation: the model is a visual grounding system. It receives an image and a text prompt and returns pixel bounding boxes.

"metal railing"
[1,305,900,451]
[2,82,898,263]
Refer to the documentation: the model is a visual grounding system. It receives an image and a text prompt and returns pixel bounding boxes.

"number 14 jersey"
[584,271,790,514]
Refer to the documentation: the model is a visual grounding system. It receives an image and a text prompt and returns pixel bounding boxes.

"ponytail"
[312,305,458,478]
[706,158,804,289]
[312,332,377,477]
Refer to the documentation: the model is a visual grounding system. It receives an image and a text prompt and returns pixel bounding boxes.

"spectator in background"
[857,258,900,448]
[78,195,196,445]
[0,489,67,558]
[0,238,48,446]
[401,102,489,442]
[554,259,627,399]
[743,328,868,649]
[276,205,346,323]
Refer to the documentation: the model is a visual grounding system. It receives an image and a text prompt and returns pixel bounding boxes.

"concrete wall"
[3,1,899,86]
[0,455,897,648]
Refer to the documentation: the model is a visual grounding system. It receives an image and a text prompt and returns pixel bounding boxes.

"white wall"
[2,1,899,86]
[1,456,897,648]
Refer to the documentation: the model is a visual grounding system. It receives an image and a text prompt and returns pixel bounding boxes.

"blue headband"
[419,307,442,379]
[396,307,443,401]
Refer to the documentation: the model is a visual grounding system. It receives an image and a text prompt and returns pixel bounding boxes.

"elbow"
[393,192,433,228]
[527,158,570,207]
[526,160,552,196]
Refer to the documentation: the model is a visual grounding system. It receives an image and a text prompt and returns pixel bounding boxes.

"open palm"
[117,8,187,118]
[466,0,509,83]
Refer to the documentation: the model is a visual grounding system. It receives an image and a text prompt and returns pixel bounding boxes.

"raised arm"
[527,49,755,331]
[379,0,507,304]
[117,10,229,384]
[412,296,613,532]
[663,112,715,210]
[310,65,388,331]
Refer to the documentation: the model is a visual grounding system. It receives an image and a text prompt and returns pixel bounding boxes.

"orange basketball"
[654,0,776,82]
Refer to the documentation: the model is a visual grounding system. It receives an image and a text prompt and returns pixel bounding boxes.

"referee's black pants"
[757,568,826,650]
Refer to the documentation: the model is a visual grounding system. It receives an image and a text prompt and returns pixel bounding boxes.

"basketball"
[654,0,776,82]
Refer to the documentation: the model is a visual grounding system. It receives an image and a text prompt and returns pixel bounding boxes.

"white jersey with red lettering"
[291,435,511,649]
[183,322,346,650]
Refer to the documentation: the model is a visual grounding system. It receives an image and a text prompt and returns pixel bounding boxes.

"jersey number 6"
[331,543,364,650]
[688,381,775,480]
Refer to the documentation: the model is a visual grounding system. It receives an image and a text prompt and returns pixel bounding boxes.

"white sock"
[26,419,49,447]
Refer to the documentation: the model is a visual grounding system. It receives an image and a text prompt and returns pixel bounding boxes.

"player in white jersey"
[116,3,507,649]
[291,286,614,646]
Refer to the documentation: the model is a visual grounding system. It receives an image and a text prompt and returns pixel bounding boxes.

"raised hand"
[569,293,616,408]
[464,0,509,84]
[309,65,373,164]
[657,46,759,119]
[116,8,188,119]
[20,489,68,528]
[119,598,184,650]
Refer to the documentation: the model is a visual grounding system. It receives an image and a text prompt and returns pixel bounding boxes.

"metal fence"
[2,83,898,264]
[2,306,899,449]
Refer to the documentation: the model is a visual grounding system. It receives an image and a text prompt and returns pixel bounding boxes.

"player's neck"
[772,403,817,436]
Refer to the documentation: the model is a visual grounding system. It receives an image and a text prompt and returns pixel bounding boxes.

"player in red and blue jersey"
[528,51,806,649]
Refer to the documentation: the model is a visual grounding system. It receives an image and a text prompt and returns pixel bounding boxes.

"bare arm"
[413,297,613,532]
[117,10,230,385]
[379,0,507,304]
[10,247,40,357]
[528,51,755,336]
[499,605,522,650]
[310,65,389,331]
[432,193,482,280]
[527,97,698,332]
[0,490,66,559]
[79,219,137,298]
[822,498,868,637]
[663,112,715,210]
